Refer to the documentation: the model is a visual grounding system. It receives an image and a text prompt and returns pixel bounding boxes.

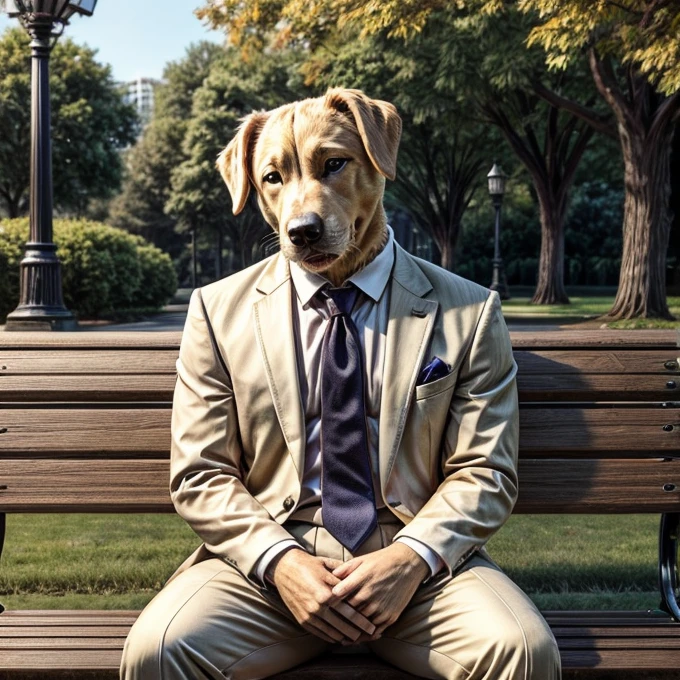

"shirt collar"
[290,226,395,308]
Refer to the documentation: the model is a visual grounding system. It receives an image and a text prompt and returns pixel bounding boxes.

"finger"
[369,622,393,641]
[331,571,364,599]
[309,616,347,643]
[332,558,361,578]
[331,600,376,636]
[320,609,362,642]
[301,623,337,644]
[358,601,379,619]
[320,557,343,571]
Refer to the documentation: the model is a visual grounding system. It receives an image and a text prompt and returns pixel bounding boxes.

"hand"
[331,542,430,640]
[269,548,376,644]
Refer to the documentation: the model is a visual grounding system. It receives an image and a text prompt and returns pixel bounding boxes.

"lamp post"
[3,0,97,331]
[487,163,510,300]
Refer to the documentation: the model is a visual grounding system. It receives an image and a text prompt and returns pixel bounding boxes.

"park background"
[1,1,680,677]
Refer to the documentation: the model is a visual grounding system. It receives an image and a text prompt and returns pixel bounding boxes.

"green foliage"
[0,219,177,321]
[564,182,623,286]
[133,239,179,309]
[457,181,541,285]
[514,0,680,96]
[457,179,624,287]
[0,217,24,320]
[165,46,304,275]
[196,0,453,47]
[108,42,222,258]
[0,28,137,217]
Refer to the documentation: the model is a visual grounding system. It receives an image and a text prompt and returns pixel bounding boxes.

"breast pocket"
[414,369,458,401]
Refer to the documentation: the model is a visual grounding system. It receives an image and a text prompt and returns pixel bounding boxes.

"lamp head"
[3,0,97,19]
[487,163,507,198]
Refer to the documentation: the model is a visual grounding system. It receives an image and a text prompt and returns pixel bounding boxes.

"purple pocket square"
[417,356,451,386]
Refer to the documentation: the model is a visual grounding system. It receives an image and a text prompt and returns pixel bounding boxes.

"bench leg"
[659,512,680,621]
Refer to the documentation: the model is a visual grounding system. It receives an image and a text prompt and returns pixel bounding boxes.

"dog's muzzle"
[287,213,324,248]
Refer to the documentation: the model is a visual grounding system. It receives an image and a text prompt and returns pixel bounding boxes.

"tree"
[294,27,501,271]
[165,48,305,277]
[197,2,602,298]
[200,0,680,318]
[501,0,680,318]
[462,9,605,303]
[109,42,223,262]
[0,28,137,218]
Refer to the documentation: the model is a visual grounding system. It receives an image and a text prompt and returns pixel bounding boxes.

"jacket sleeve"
[394,291,519,572]
[169,289,294,580]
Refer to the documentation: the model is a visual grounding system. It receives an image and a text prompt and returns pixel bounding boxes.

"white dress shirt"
[254,227,444,583]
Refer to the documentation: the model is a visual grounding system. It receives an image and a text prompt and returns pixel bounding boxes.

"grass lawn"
[1,513,672,680]
[502,295,680,328]
[0,513,662,612]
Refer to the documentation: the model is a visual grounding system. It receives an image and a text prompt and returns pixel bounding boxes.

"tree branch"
[588,49,635,130]
[532,80,617,139]
[649,90,680,142]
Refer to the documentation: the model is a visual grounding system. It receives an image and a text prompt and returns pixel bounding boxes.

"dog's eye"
[323,158,349,177]
[263,171,282,185]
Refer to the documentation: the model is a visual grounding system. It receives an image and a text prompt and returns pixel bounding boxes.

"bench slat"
[515,350,680,374]
[519,407,680,454]
[6,373,680,403]
[0,458,678,513]
[1,329,676,350]
[0,409,171,455]
[509,329,678,349]
[2,407,680,456]
[0,375,175,402]
[517,374,680,401]
[0,349,178,374]
[1,612,679,673]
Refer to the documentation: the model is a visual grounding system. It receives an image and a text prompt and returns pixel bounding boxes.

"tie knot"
[323,286,358,317]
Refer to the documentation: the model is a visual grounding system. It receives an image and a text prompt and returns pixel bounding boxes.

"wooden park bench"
[0,328,679,676]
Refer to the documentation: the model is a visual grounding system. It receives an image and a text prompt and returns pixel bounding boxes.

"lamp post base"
[4,309,78,332]
[4,243,78,331]
[490,257,511,301]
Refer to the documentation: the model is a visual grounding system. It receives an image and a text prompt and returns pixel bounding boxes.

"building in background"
[122,77,160,130]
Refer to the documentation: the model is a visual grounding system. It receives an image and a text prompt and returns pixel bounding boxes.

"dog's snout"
[287,213,324,247]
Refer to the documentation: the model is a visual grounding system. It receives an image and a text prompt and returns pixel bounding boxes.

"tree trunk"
[435,229,458,272]
[532,190,569,304]
[7,196,21,218]
[608,124,675,319]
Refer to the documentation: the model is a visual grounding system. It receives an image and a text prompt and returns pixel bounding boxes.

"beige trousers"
[121,518,560,680]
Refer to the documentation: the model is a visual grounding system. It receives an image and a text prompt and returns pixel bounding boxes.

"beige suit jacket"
[169,243,519,585]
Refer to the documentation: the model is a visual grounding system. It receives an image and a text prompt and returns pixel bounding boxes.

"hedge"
[0,218,177,322]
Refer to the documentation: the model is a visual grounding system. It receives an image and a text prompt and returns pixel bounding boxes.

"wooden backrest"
[1,329,679,515]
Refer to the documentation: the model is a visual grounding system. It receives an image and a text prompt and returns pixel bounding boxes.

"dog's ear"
[217,112,269,215]
[325,88,402,181]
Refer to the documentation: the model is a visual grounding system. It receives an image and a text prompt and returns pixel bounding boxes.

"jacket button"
[283,496,295,511]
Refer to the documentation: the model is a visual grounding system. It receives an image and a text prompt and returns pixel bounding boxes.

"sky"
[0,1,224,82]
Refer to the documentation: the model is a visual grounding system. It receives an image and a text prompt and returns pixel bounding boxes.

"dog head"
[217,88,402,284]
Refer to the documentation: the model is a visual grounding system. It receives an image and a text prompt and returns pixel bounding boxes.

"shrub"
[0,218,177,322]
[132,238,179,309]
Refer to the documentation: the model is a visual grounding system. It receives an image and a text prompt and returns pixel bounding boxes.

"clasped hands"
[267,542,430,645]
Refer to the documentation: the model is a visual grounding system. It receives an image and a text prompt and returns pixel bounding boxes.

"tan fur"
[217,88,402,286]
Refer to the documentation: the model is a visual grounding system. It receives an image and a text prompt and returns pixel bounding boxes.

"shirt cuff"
[253,539,302,586]
[396,537,446,579]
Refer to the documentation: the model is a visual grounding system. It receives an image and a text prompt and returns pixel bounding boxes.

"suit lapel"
[253,255,306,482]
[379,246,438,488]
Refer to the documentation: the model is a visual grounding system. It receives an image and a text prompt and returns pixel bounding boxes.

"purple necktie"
[319,286,378,553]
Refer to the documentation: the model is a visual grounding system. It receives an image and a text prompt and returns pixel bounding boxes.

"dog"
[217,88,402,286]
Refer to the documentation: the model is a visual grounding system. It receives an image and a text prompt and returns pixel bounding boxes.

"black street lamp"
[487,163,510,301]
[3,0,97,331]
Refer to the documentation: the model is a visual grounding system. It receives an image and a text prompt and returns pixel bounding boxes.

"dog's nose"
[287,213,324,247]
